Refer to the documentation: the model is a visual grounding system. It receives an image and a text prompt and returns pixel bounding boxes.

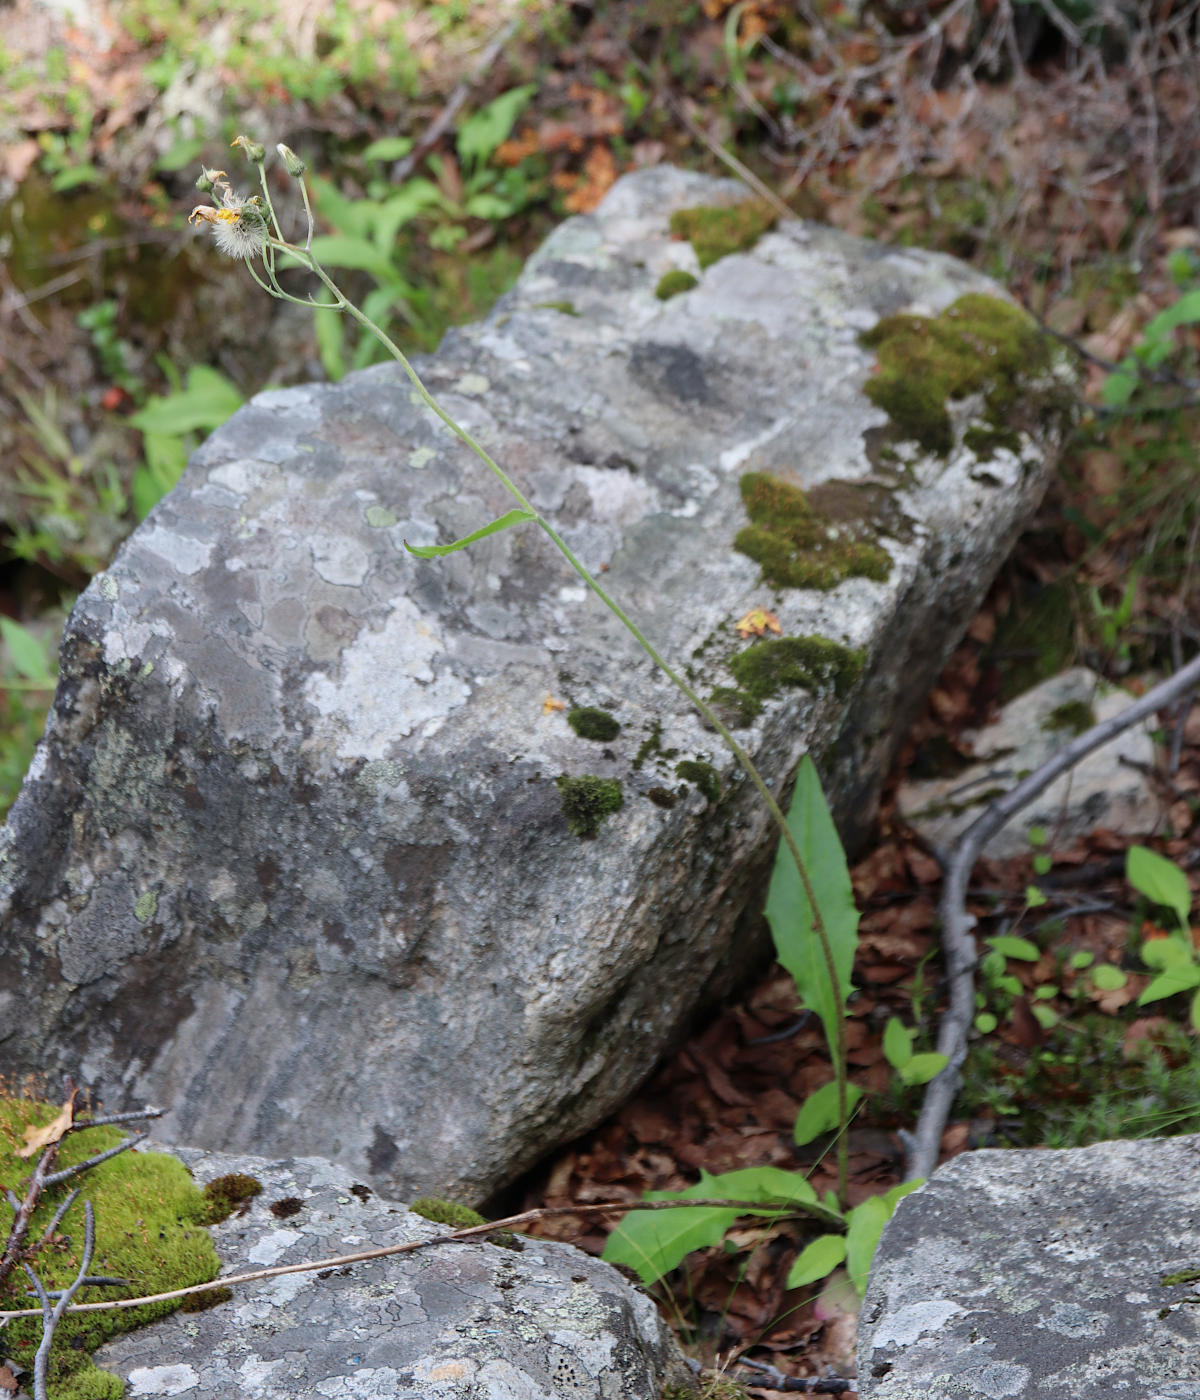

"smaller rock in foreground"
[95,1146,690,1400]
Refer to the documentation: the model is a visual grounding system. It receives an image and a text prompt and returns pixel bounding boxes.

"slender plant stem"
[254,203,852,1199]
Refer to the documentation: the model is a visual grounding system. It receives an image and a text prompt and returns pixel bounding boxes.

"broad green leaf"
[132,432,188,518]
[1031,1003,1059,1029]
[1192,988,1200,1034]
[307,234,398,283]
[766,755,858,1055]
[786,1233,846,1289]
[309,175,376,240]
[456,83,537,168]
[846,1195,891,1297]
[51,164,102,192]
[361,136,413,162]
[601,1166,826,1286]
[1027,825,1047,847]
[882,1017,912,1070]
[0,618,54,683]
[1102,363,1137,406]
[880,1179,924,1212]
[794,1081,864,1147]
[995,974,1022,997]
[404,508,535,559]
[974,1011,998,1034]
[1127,846,1192,932]
[374,181,442,253]
[898,1052,949,1086]
[987,934,1040,961]
[1089,963,1126,990]
[1025,885,1047,908]
[465,191,517,221]
[1141,938,1190,971]
[1139,963,1200,1005]
[1070,951,1094,970]
[129,366,244,436]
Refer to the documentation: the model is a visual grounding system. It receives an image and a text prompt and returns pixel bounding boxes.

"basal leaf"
[987,934,1040,961]
[307,234,399,283]
[404,508,536,559]
[786,1233,847,1289]
[129,366,244,436]
[845,1194,891,1297]
[765,755,858,1053]
[1139,963,1200,1005]
[898,1052,949,1086]
[0,618,54,684]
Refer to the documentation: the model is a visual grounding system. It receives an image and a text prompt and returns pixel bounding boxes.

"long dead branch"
[904,648,1200,1180]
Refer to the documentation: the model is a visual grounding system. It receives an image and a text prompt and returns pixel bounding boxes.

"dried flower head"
[194,166,226,193]
[189,184,268,260]
[231,133,266,164]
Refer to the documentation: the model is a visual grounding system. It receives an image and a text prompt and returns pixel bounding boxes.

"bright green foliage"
[602,1166,835,1286]
[786,1232,847,1289]
[0,1097,220,1400]
[555,775,623,837]
[793,1080,864,1145]
[0,618,57,821]
[403,507,535,558]
[860,293,1056,456]
[765,756,859,1059]
[735,472,891,590]
[1103,286,1200,405]
[882,1017,948,1087]
[1127,845,1193,933]
[128,365,245,519]
[668,202,777,268]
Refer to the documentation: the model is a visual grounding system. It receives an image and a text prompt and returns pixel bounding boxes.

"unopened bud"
[276,144,305,177]
[231,134,266,164]
[194,166,226,193]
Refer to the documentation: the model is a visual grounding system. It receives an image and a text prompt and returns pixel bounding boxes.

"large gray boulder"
[0,167,1071,1202]
[92,1145,690,1400]
[858,1135,1200,1398]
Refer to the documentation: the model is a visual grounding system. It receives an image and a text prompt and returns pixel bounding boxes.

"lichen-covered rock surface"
[0,166,1073,1202]
[92,1145,689,1400]
[858,1135,1200,1398]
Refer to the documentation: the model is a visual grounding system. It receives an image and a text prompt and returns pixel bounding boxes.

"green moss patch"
[0,1097,221,1400]
[668,201,777,268]
[1045,698,1096,735]
[567,706,621,742]
[728,636,865,704]
[409,1197,519,1250]
[655,269,699,300]
[860,293,1058,457]
[735,472,893,590]
[674,759,720,803]
[555,775,624,837]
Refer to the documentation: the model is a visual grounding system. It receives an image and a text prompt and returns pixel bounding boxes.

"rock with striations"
[92,1145,691,1400]
[858,1134,1200,1398]
[0,166,1073,1202]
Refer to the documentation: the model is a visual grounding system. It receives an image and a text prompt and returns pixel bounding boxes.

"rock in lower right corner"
[858,1134,1200,1399]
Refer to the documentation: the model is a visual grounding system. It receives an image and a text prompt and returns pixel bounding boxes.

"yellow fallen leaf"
[16,1099,74,1159]
[736,607,782,639]
[542,694,566,714]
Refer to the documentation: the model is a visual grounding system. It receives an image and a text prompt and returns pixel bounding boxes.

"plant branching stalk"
[240,168,851,1201]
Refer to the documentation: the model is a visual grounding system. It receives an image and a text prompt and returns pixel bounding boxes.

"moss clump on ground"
[555,775,624,837]
[675,759,720,803]
[655,268,700,300]
[860,293,1058,457]
[201,1172,263,1224]
[668,201,777,268]
[735,472,892,590]
[728,636,865,703]
[567,705,621,742]
[0,1096,221,1400]
[1045,698,1097,735]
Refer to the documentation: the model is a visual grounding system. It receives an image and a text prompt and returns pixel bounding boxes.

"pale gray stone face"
[93,1146,690,1400]
[858,1136,1200,1399]
[0,167,1070,1202]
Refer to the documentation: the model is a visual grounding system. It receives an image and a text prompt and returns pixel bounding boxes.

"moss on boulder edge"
[0,1097,220,1400]
[555,775,624,837]
[668,201,777,268]
[859,293,1063,457]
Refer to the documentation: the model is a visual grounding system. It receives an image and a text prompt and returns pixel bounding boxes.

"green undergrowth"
[860,293,1059,456]
[735,472,893,590]
[0,1097,220,1400]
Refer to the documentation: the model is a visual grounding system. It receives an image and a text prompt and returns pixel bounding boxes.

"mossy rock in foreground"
[860,293,1063,457]
[0,1097,220,1400]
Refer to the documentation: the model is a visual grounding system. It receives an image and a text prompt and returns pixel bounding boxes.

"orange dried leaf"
[16,1099,74,1159]
[736,607,782,639]
[542,694,566,714]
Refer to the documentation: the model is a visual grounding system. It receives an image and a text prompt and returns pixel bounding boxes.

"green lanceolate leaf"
[0,618,54,684]
[766,755,859,1053]
[129,366,244,436]
[987,934,1040,961]
[1139,962,1200,1005]
[794,1081,864,1146]
[1127,845,1193,933]
[786,1233,847,1289]
[882,1017,913,1070]
[845,1194,891,1297]
[404,509,536,559]
[898,1052,949,1087]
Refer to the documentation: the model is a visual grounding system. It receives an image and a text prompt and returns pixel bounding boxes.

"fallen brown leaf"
[16,1098,74,1159]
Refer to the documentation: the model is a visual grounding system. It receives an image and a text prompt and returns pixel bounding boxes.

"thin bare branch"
[41,1133,146,1189]
[25,1201,95,1400]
